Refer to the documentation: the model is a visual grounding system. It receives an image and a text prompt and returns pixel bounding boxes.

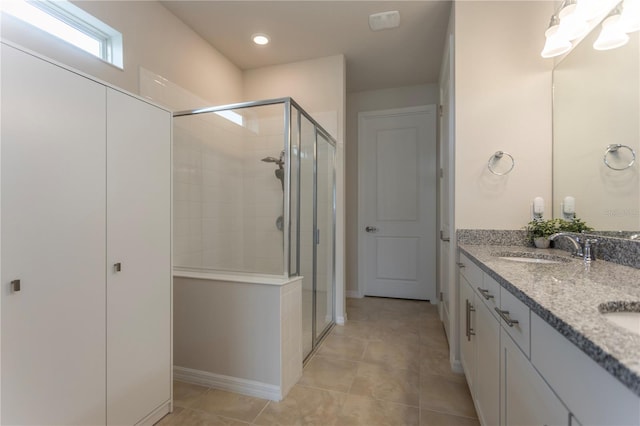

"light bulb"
[559,11,590,40]
[541,24,572,58]
[594,14,630,50]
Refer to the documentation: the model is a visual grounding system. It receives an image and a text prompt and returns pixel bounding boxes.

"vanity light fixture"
[541,15,572,58]
[593,6,629,50]
[252,33,270,45]
[541,0,637,58]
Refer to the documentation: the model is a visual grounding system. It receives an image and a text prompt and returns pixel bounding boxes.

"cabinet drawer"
[531,313,640,426]
[476,273,500,315]
[498,287,530,357]
[459,252,482,286]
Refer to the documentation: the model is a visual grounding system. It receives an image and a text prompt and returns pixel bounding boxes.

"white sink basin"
[493,252,570,264]
[498,256,564,264]
[601,312,640,336]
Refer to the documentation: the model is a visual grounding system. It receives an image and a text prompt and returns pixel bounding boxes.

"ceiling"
[160,1,452,93]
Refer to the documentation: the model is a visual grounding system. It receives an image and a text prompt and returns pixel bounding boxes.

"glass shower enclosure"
[173,98,336,359]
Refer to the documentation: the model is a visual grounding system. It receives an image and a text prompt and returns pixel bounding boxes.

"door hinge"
[439,291,443,302]
[439,168,444,178]
[439,104,443,117]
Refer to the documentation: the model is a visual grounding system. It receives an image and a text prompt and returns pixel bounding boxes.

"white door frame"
[357,105,436,300]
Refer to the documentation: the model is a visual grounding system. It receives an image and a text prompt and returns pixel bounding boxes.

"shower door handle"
[365,226,378,233]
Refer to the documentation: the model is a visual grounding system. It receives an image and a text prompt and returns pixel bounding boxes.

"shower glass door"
[299,115,315,358]
[315,132,335,341]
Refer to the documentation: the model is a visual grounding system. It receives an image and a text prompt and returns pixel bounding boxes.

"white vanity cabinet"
[458,254,500,426]
[475,292,500,426]
[1,43,172,425]
[459,273,477,391]
[458,252,568,426]
[501,328,569,426]
[531,313,640,426]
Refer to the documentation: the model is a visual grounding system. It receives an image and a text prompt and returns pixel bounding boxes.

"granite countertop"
[459,244,640,397]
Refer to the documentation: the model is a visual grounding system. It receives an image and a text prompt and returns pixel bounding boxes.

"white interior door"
[106,89,171,425]
[1,44,107,425]
[358,106,437,301]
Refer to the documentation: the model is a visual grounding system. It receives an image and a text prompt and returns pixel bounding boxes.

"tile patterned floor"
[158,297,479,426]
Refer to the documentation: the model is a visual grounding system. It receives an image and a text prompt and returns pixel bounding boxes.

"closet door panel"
[1,44,107,425]
[106,89,171,425]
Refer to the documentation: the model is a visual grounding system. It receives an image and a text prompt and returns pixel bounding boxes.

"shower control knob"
[365,226,378,233]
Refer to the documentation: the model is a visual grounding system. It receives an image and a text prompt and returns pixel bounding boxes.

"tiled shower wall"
[174,107,285,275]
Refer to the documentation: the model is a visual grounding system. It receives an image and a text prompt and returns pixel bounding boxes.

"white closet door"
[1,44,107,425]
[106,89,171,425]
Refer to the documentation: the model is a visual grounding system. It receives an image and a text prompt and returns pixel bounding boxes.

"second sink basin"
[599,302,640,336]
[493,251,571,264]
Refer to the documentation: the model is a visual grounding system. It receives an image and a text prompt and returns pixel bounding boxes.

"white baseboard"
[174,366,282,401]
[346,291,362,299]
[136,400,171,426]
[336,315,346,325]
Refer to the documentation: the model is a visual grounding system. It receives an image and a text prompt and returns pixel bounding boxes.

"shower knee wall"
[173,273,303,401]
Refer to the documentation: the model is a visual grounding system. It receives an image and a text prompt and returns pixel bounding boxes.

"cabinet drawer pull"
[495,308,519,327]
[477,287,494,300]
[466,299,476,341]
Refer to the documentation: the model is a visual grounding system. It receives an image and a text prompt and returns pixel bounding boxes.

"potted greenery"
[525,219,561,248]
[525,217,593,248]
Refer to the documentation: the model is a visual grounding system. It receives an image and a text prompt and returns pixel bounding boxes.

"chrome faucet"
[549,233,583,256]
[548,232,598,263]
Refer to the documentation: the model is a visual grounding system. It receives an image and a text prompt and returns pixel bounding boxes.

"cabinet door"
[1,44,107,424]
[501,329,568,426]
[459,276,476,391]
[106,89,171,425]
[475,296,500,426]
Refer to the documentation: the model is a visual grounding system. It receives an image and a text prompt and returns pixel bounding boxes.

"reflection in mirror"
[553,21,639,235]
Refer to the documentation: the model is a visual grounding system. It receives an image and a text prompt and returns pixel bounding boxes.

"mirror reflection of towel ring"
[488,151,515,176]
[604,144,636,171]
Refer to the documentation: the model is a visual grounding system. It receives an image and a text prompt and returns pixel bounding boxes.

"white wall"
[454,1,555,229]
[1,0,243,105]
[345,84,439,296]
[244,55,347,323]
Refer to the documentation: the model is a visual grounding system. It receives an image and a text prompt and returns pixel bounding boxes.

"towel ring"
[488,151,515,176]
[604,144,636,171]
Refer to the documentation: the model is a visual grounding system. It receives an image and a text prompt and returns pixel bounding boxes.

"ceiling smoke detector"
[369,10,400,32]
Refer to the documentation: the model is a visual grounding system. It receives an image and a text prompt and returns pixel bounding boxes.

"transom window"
[1,0,123,69]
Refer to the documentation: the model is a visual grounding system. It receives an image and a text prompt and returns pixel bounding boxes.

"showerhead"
[261,151,285,168]
[261,156,280,164]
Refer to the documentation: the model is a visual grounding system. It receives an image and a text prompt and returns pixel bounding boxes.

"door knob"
[365,226,378,233]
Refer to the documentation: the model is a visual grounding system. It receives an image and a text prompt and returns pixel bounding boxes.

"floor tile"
[317,334,367,361]
[299,355,358,393]
[169,297,478,425]
[420,374,477,418]
[362,339,421,372]
[420,353,466,382]
[337,394,420,426]
[253,385,346,426]
[349,362,420,407]
[189,389,269,423]
[155,406,184,425]
[158,407,250,425]
[173,380,209,408]
[420,409,480,426]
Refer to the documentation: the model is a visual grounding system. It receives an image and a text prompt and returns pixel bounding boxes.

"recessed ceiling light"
[252,33,270,45]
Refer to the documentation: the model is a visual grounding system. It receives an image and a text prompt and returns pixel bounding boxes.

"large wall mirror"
[553,15,639,235]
